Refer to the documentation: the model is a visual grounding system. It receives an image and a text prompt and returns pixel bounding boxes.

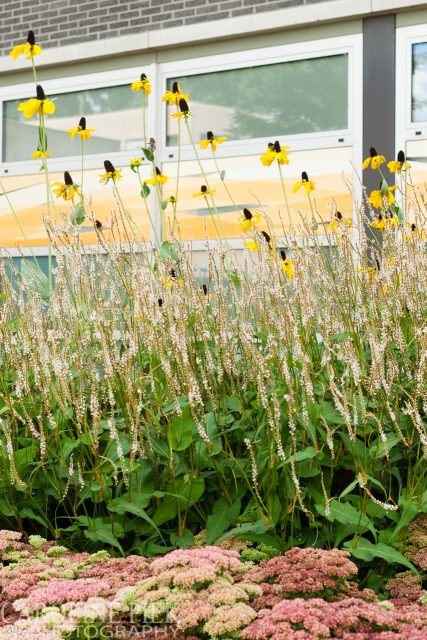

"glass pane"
[162,146,353,240]
[166,55,348,146]
[3,85,146,162]
[405,139,427,222]
[412,42,427,122]
[0,164,151,247]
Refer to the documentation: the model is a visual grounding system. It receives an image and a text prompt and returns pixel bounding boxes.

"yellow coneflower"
[362,147,386,170]
[370,212,398,231]
[387,150,411,175]
[193,185,216,198]
[279,249,294,280]
[17,85,55,119]
[130,157,143,172]
[99,160,122,184]
[162,81,189,106]
[32,149,50,160]
[51,171,80,201]
[293,171,315,194]
[164,196,178,206]
[240,208,261,231]
[403,223,426,242]
[368,184,397,209]
[163,268,183,288]
[131,73,151,95]
[244,240,259,252]
[328,211,352,231]
[200,131,227,152]
[260,140,290,166]
[171,98,191,123]
[9,30,42,60]
[67,117,94,141]
[145,167,169,186]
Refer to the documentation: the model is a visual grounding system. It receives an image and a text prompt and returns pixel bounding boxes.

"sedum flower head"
[9,30,42,60]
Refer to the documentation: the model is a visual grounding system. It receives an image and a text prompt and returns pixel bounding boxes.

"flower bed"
[0,530,425,639]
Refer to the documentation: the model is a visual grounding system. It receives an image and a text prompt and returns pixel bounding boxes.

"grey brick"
[0,0,339,56]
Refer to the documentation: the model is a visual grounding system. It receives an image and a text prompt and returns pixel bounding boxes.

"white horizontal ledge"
[0,0,426,76]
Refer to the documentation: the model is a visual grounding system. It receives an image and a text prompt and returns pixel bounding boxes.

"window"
[165,54,348,147]
[396,24,427,221]
[412,42,427,123]
[0,36,362,252]
[3,85,145,162]
[160,35,362,243]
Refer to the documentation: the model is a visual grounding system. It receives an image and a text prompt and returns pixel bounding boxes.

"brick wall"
[0,0,335,56]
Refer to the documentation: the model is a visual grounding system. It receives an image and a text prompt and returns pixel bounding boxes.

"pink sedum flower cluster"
[0,530,425,639]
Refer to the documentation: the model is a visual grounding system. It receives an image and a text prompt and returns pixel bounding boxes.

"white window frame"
[0,33,363,256]
[395,24,427,215]
[158,34,363,250]
[0,64,156,174]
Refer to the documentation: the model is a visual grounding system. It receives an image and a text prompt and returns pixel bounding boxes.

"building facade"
[0,0,426,257]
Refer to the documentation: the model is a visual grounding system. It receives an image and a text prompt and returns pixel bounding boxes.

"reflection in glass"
[166,55,348,146]
[412,42,427,122]
[162,147,353,240]
[3,85,145,162]
[405,139,427,223]
[0,165,151,247]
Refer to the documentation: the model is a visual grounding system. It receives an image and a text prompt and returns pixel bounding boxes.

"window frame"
[0,64,157,174]
[158,34,363,250]
[395,23,427,215]
[0,33,363,255]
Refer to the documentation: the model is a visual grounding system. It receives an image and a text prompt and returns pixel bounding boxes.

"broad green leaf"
[141,183,150,198]
[141,147,154,162]
[344,538,417,572]
[216,519,271,544]
[317,500,376,538]
[169,410,196,451]
[206,498,241,544]
[84,518,124,555]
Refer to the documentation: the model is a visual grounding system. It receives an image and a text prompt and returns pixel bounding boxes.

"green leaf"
[215,519,271,544]
[317,500,376,538]
[286,446,316,464]
[344,538,417,572]
[206,498,241,544]
[20,259,49,302]
[84,518,124,555]
[220,170,226,180]
[169,409,196,451]
[20,508,48,529]
[141,183,150,198]
[141,147,154,162]
[71,203,85,226]
[108,496,162,537]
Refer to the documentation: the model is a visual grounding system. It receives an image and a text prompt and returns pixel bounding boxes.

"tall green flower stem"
[277,161,292,229]
[142,94,147,148]
[32,58,54,295]
[135,167,161,249]
[0,179,44,278]
[184,119,230,247]
[211,152,240,215]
